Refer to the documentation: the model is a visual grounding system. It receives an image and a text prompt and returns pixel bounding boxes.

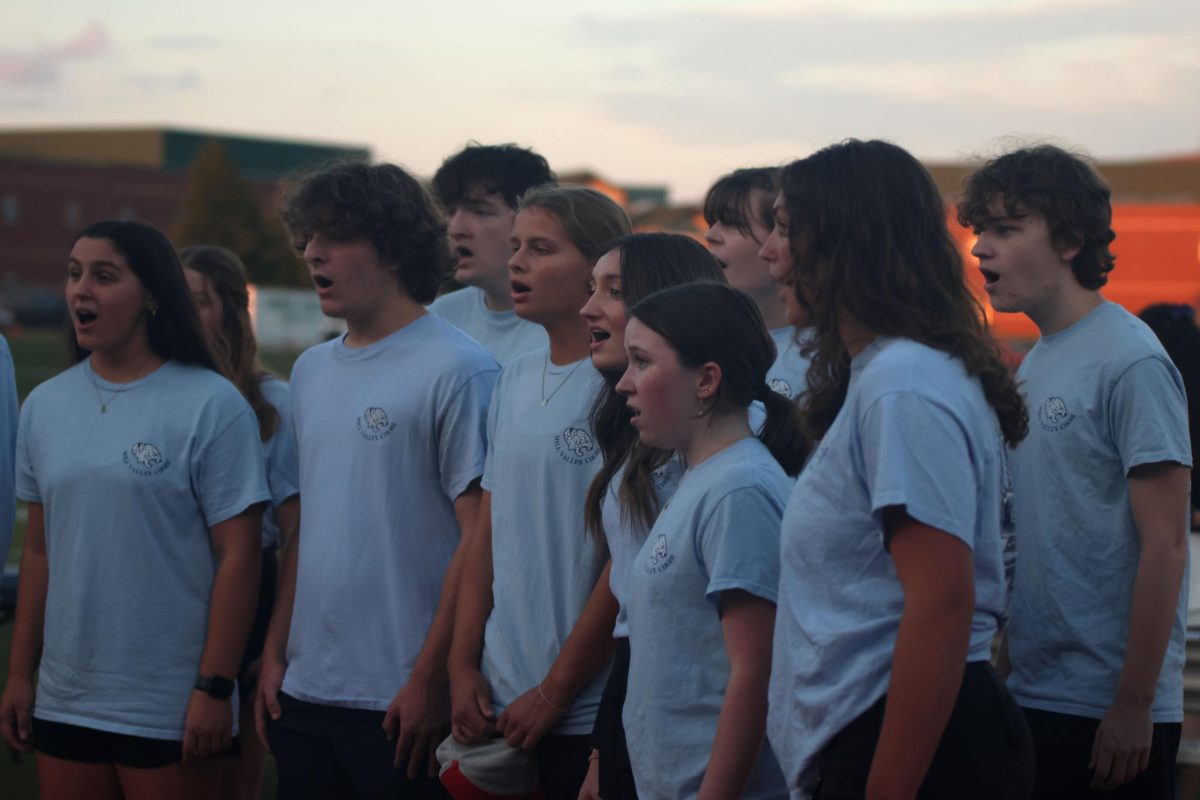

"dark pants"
[268,692,450,800]
[535,733,591,800]
[815,661,1035,799]
[1023,707,1181,800]
[590,637,637,799]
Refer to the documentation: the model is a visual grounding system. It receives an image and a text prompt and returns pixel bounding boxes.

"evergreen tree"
[172,140,307,286]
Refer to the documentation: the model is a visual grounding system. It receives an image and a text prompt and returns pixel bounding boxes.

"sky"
[2,0,1198,202]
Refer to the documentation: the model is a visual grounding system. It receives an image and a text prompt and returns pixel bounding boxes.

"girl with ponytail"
[613,281,801,799]
[576,233,725,800]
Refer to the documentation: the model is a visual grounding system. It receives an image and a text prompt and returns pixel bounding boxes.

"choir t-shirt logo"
[554,426,598,466]
[1038,396,1075,433]
[124,441,169,476]
[645,533,675,574]
[358,406,397,441]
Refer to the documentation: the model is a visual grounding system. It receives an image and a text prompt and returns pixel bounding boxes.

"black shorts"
[815,661,1034,799]
[1023,707,1181,799]
[32,717,241,769]
[589,637,637,798]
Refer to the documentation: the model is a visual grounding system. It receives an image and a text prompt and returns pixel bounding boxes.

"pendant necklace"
[540,353,585,407]
[89,354,154,413]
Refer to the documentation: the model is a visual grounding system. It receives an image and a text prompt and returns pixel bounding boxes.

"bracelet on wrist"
[537,682,569,713]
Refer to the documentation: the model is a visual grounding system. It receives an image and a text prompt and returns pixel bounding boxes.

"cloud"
[570,0,1200,155]
[121,69,201,93]
[0,21,111,88]
[142,34,223,51]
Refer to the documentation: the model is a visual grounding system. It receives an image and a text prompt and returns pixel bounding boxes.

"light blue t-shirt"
[601,456,684,639]
[283,315,498,710]
[17,359,269,739]
[750,327,811,433]
[480,348,609,734]
[1008,301,1192,722]
[624,438,789,799]
[429,286,548,366]
[0,335,17,565]
[768,338,1008,795]
[767,326,811,400]
[259,376,299,549]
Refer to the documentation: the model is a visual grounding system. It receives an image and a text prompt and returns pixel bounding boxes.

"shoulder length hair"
[584,233,726,540]
[779,139,1027,448]
[180,245,280,441]
[70,220,218,373]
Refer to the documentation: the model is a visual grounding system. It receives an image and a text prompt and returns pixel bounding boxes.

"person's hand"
[182,692,233,765]
[1090,698,1153,791]
[496,683,566,752]
[577,749,601,800]
[449,665,496,744]
[0,676,35,752]
[383,671,450,779]
[255,653,286,751]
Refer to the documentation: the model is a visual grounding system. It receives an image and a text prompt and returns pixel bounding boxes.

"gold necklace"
[89,354,155,413]
[540,353,585,407]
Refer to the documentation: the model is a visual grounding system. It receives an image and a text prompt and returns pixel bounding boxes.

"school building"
[0,126,369,305]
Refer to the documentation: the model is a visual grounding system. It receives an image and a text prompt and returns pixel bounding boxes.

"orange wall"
[950,204,1200,342]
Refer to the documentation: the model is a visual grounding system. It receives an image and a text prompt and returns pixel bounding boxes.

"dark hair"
[584,234,727,540]
[780,139,1028,447]
[180,245,280,441]
[1139,303,1200,505]
[627,282,806,476]
[518,185,631,263]
[702,167,779,240]
[69,220,218,371]
[957,144,1115,290]
[281,161,450,304]
[433,143,556,210]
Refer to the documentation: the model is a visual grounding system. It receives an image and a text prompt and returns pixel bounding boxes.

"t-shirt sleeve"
[860,391,980,549]
[480,367,505,493]
[697,486,783,607]
[1108,356,1192,473]
[438,367,498,500]
[15,398,41,505]
[192,405,272,527]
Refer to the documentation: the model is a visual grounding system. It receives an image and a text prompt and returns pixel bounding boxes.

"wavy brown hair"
[180,245,280,441]
[780,139,1027,447]
[583,233,726,541]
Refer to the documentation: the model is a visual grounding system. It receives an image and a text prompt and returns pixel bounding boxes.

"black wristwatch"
[194,673,236,699]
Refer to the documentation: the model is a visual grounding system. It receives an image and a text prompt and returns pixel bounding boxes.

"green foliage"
[171,140,308,287]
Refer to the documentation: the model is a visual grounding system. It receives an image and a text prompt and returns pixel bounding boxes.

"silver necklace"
[540,353,585,407]
[89,355,153,413]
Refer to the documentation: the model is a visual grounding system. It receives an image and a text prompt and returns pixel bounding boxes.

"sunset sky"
[3,0,1198,201]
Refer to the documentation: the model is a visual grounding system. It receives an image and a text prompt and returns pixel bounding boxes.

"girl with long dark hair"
[616,280,803,799]
[0,220,269,800]
[576,233,725,799]
[765,140,1034,799]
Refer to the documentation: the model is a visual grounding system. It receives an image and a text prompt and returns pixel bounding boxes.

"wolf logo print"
[358,406,397,441]
[554,426,598,465]
[123,442,169,476]
[645,534,675,573]
[1037,396,1075,432]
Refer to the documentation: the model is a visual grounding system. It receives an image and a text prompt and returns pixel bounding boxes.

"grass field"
[0,328,299,799]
